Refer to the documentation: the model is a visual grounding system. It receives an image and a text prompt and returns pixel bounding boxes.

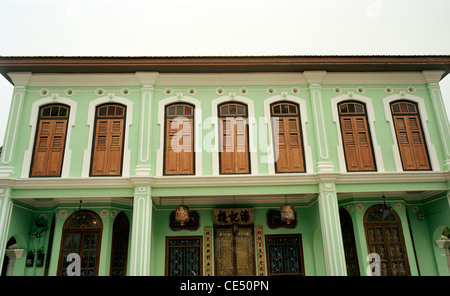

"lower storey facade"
[1,178,449,276]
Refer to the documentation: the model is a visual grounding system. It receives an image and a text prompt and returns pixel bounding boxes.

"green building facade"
[0,56,449,276]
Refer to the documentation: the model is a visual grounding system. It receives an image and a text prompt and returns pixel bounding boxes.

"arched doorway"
[364,204,411,276]
[110,212,129,276]
[1,237,17,276]
[339,207,360,276]
[57,210,103,276]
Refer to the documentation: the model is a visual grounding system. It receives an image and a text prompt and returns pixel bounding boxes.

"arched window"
[164,103,194,175]
[390,101,431,170]
[270,102,305,173]
[110,212,130,276]
[338,101,376,171]
[339,208,360,276]
[218,102,250,174]
[30,104,70,177]
[364,204,411,276]
[58,210,103,276]
[90,103,126,176]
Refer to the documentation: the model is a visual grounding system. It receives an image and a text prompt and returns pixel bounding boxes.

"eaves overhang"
[0,55,450,85]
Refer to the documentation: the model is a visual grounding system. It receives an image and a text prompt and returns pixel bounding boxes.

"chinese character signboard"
[256,225,266,276]
[213,208,254,225]
[204,226,213,276]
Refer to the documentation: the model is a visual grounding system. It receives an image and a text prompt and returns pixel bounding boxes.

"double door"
[214,225,255,276]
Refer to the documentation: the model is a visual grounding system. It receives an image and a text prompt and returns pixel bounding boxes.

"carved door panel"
[214,226,255,276]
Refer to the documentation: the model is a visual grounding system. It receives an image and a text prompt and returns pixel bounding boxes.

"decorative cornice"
[2,55,449,85]
[7,72,31,87]
[0,171,447,190]
[7,71,434,87]
[422,70,445,83]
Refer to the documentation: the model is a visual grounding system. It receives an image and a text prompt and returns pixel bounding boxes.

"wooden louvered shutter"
[165,117,179,175]
[219,103,249,174]
[92,119,124,176]
[338,102,375,172]
[234,117,249,174]
[394,115,430,170]
[165,117,194,175]
[340,116,375,171]
[108,119,125,175]
[391,101,430,170]
[31,119,68,176]
[164,104,194,175]
[220,117,236,174]
[273,117,304,173]
[220,117,249,174]
[91,104,125,176]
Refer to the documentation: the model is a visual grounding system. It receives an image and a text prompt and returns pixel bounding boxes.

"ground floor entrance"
[1,187,449,276]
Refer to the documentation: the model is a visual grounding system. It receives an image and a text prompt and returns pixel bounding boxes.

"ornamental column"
[317,181,347,276]
[0,188,13,273]
[304,71,336,173]
[129,185,153,276]
[422,70,450,171]
[0,72,31,177]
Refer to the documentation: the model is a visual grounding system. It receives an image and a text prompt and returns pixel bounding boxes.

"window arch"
[110,212,130,276]
[218,102,250,174]
[90,103,126,176]
[30,103,70,177]
[364,204,411,276]
[164,103,194,175]
[338,101,376,171]
[58,210,103,276]
[270,101,305,173]
[390,100,431,170]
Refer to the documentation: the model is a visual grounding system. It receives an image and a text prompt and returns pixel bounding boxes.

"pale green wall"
[150,203,326,276]
[1,73,449,276]
[3,81,448,178]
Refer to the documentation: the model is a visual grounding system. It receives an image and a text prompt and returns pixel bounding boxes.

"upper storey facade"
[0,56,449,185]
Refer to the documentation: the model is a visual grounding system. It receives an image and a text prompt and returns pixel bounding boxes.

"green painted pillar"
[317,181,347,276]
[423,71,450,171]
[0,188,13,272]
[135,72,159,176]
[304,71,336,173]
[129,185,153,276]
[0,73,30,177]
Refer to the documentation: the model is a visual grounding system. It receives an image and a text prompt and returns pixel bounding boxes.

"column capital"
[303,70,327,85]
[422,70,444,85]
[135,71,159,86]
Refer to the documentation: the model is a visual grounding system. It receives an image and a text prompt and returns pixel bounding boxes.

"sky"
[0,0,449,146]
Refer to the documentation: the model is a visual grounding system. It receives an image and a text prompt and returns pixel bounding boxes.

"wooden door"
[214,226,255,276]
[219,103,250,174]
[31,104,69,177]
[164,103,194,175]
[338,102,376,171]
[91,104,126,176]
[271,102,305,173]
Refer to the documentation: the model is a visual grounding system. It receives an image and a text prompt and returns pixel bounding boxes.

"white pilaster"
[129,186,153,276]
[317,181,347,276]
[0,188,13,273]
